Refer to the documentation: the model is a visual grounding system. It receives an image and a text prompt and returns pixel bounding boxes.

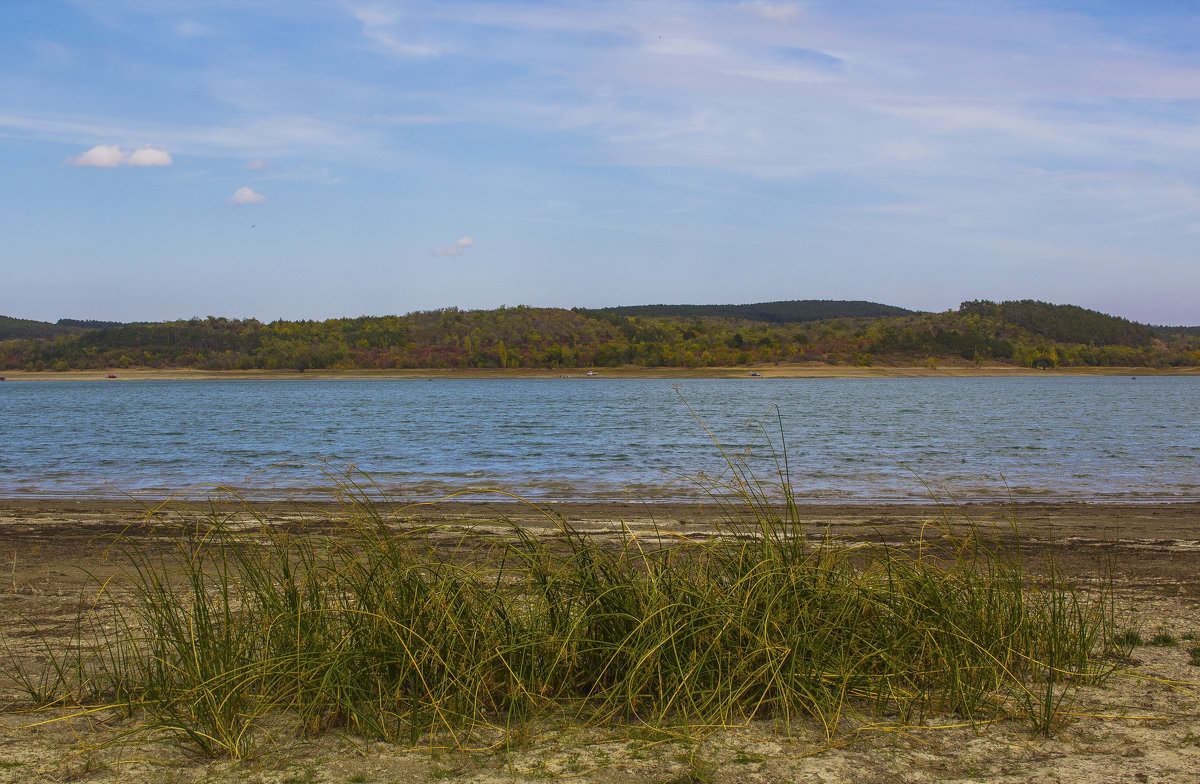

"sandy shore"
[2,364,1197,381]
[1,496,1198,552]
[0,498,1198,783]
[1,497,1198,608]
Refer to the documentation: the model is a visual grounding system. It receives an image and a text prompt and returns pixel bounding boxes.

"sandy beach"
[0,497,1197,782]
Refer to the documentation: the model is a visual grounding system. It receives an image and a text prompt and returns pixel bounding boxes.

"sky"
[3,1,1200,325]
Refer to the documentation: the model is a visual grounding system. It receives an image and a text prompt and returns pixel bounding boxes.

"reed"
[4,451,1123,758]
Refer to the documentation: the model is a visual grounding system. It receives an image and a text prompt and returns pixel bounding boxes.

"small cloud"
[231,186,266,204]
[128,146,173,166]
[65,144,172,167]
[65,144,127,167]
[741,2,801,22]
[244,158,270,170]
[428,236,474,256]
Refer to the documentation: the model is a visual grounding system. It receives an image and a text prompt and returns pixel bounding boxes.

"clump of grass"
[4,423,1122,759]
[1112,630,1143,648]
[1189,647,1200,668]
[1149,632,1178,648]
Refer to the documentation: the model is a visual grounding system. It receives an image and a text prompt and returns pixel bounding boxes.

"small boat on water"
[107,374,117,379]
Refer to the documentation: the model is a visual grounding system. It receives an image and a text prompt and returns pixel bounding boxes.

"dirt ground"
[0,498,1197,783]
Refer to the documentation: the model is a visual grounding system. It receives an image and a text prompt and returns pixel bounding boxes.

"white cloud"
[429,236,474,256]
[65,143,172,167]
[230,186,266,204]
[244,158,270,170]
[127,146,173,166]
[65,144,126,167]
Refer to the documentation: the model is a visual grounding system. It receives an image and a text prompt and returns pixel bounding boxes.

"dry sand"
[0,498,1197,783]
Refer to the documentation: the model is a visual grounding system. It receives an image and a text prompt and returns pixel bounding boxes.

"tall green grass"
[4,432,1123,758]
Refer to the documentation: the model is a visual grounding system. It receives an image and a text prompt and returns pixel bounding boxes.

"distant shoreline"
[2,364,1197,381]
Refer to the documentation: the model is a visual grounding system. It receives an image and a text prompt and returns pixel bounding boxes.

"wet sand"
[1,496,1197,585]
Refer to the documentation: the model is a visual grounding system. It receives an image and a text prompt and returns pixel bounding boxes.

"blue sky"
[3,1,1200,325]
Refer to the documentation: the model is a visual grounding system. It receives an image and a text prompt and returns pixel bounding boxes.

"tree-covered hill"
[588,300,914,323]
[0,316,125,340]
[2,300,1197,372]
[958,300,1153,347]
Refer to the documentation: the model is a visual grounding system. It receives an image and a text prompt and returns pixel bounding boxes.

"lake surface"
[0,377,1197,503]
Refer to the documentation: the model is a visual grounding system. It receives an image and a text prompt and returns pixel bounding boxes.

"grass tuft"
[1113,630,1143,649]
[1149,632,1178,648]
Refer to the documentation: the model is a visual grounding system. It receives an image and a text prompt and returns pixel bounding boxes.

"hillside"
[0,316,124,340]
[2,300,1197,372]
[958,300,1153,347]
[588,300,914,323]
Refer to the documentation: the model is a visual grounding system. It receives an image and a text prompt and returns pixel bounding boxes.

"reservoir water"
[0,376,1196,503]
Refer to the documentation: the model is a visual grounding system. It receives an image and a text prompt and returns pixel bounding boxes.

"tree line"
[2,300,1197,372]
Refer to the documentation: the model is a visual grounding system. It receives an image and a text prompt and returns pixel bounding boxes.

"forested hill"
[0,316,124,340]
[958,300,1153,347]
[587,300,914,323]
[2,300,1197,371]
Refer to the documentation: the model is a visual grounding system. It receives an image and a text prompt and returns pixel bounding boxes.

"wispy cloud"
[230,186,266,204]
[9,0,1200,322]
[342,1,440,57]
[428,236,474,257]
[34,1,1200,182]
